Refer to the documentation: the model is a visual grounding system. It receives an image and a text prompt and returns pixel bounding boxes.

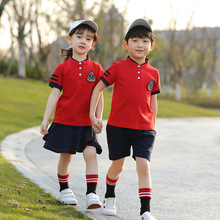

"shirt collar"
[127,56,149,66]
[68,55,90,64]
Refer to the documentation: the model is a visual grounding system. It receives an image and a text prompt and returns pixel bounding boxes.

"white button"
[138,65,140,67]
[138,71,140,74]
[138,77,140,79]
[79,62,82,64]
[79,73,82,76]
[79,67,82,69]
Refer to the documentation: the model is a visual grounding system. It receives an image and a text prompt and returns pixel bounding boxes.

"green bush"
[0,59,46,80]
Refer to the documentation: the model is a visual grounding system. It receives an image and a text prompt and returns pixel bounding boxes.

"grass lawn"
[0,76,220,219]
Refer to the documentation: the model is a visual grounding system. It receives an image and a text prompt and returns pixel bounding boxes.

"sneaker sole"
[58,199,78,206]
[87,203,102,209]
[103,209,117,216]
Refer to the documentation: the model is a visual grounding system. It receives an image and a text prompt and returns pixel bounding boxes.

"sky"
[111,0,220,30]
[1,0,220,49]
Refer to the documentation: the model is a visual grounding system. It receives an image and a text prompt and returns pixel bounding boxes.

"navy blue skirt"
[43,123,102,154]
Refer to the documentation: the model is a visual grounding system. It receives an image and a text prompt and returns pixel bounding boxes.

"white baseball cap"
[125,18,152,37]
[69,19,98,34]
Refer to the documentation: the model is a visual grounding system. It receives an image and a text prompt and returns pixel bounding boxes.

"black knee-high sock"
[139,188,152,215]
[105,175,119,198]
[86,174,98,195]
[140,197,151,215]
[58,173,69,192]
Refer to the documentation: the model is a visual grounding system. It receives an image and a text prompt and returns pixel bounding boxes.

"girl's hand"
[40,120,49,135]
[91,117,103,134]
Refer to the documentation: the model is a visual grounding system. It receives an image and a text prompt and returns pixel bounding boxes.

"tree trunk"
[18,40,26,78]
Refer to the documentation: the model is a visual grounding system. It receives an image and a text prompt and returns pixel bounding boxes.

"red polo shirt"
[49,56,104,126]
[101,56,160,130]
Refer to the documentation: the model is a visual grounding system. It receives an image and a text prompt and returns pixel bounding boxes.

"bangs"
[69,24,98,42]
[125,25,154,42]
[70,24,96,35]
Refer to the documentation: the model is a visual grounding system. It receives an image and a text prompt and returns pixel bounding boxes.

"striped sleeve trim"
[49,81,62,91]
[101,76,110,86]
[151,90,160,95]
[52,74,59,78]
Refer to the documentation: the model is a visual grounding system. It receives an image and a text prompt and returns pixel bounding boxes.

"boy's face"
[122,37,155,64]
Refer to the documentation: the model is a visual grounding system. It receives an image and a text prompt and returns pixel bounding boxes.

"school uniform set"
[101,56,160,161]
[43,56,103,155]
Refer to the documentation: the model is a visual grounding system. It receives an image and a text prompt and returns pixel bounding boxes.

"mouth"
[136,50,143,53]
[79,46,85,50]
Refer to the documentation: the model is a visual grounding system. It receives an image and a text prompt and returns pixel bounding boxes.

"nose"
[80,38,86,44]
[137,41,143,47]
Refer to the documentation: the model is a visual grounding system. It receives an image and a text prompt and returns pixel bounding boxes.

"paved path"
[1,118,220,220]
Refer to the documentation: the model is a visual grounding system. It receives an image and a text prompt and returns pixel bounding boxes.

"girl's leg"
[136,157,152,215]
[83,145,101,209]
[57,153,77,205]
[83,145,98,194]
[57,153,73,191]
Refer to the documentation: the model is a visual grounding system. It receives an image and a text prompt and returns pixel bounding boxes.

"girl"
[40,19,103,209]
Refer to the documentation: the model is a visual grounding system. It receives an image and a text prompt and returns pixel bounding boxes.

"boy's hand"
[40,120,49,135]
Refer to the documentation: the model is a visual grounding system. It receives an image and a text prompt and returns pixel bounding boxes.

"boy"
[90,18,160,220]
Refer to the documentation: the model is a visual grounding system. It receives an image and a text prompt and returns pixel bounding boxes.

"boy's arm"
[94,92,104,134]
[40,87,60,135]
[90,81,106,133]
[150,94,158,129]
[95,92,103,120]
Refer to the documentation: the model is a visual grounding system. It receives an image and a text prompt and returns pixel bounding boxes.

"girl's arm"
[90,81,106,133]
[40,87,60,135]
[150,94,158,129]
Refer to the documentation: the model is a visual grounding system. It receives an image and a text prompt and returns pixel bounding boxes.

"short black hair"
[125,25,155,44]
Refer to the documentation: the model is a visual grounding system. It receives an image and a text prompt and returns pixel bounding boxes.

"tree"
[165,4,195,100]
[0,0,10,24]
[6,0,36,78]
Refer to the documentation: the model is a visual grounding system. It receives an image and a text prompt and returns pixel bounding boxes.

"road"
[1,118,220,220]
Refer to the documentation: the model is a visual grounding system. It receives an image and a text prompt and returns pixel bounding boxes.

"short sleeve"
[101,62,119,87]
[96,64,104,84]
[49,63,63,91]
[151,70,161,95]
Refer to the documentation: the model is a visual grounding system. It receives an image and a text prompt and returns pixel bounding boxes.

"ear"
[67,35,72,45]
[91,41,96,48]
[122,40,128,49]
[150,42,155,50]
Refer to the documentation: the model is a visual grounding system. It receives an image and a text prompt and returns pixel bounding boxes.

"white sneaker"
[102,197,116,216]
[86,192,102,209]
[141,211,157,220]
[58,188,78,205]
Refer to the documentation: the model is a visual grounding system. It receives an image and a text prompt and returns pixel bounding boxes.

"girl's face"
[67,29,95,60]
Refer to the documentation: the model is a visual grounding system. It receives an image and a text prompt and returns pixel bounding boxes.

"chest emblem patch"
[87,71,96,82]
[147,80,154,91]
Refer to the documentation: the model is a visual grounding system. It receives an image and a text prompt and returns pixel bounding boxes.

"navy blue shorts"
[106,125,156,161]
[43,123,102,154]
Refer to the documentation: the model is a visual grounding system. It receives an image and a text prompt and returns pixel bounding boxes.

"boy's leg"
[103,158,126,216]
[105,158,126,197]
[136,157,152,216]
[57,153,77,205]
[83,145,101,209]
